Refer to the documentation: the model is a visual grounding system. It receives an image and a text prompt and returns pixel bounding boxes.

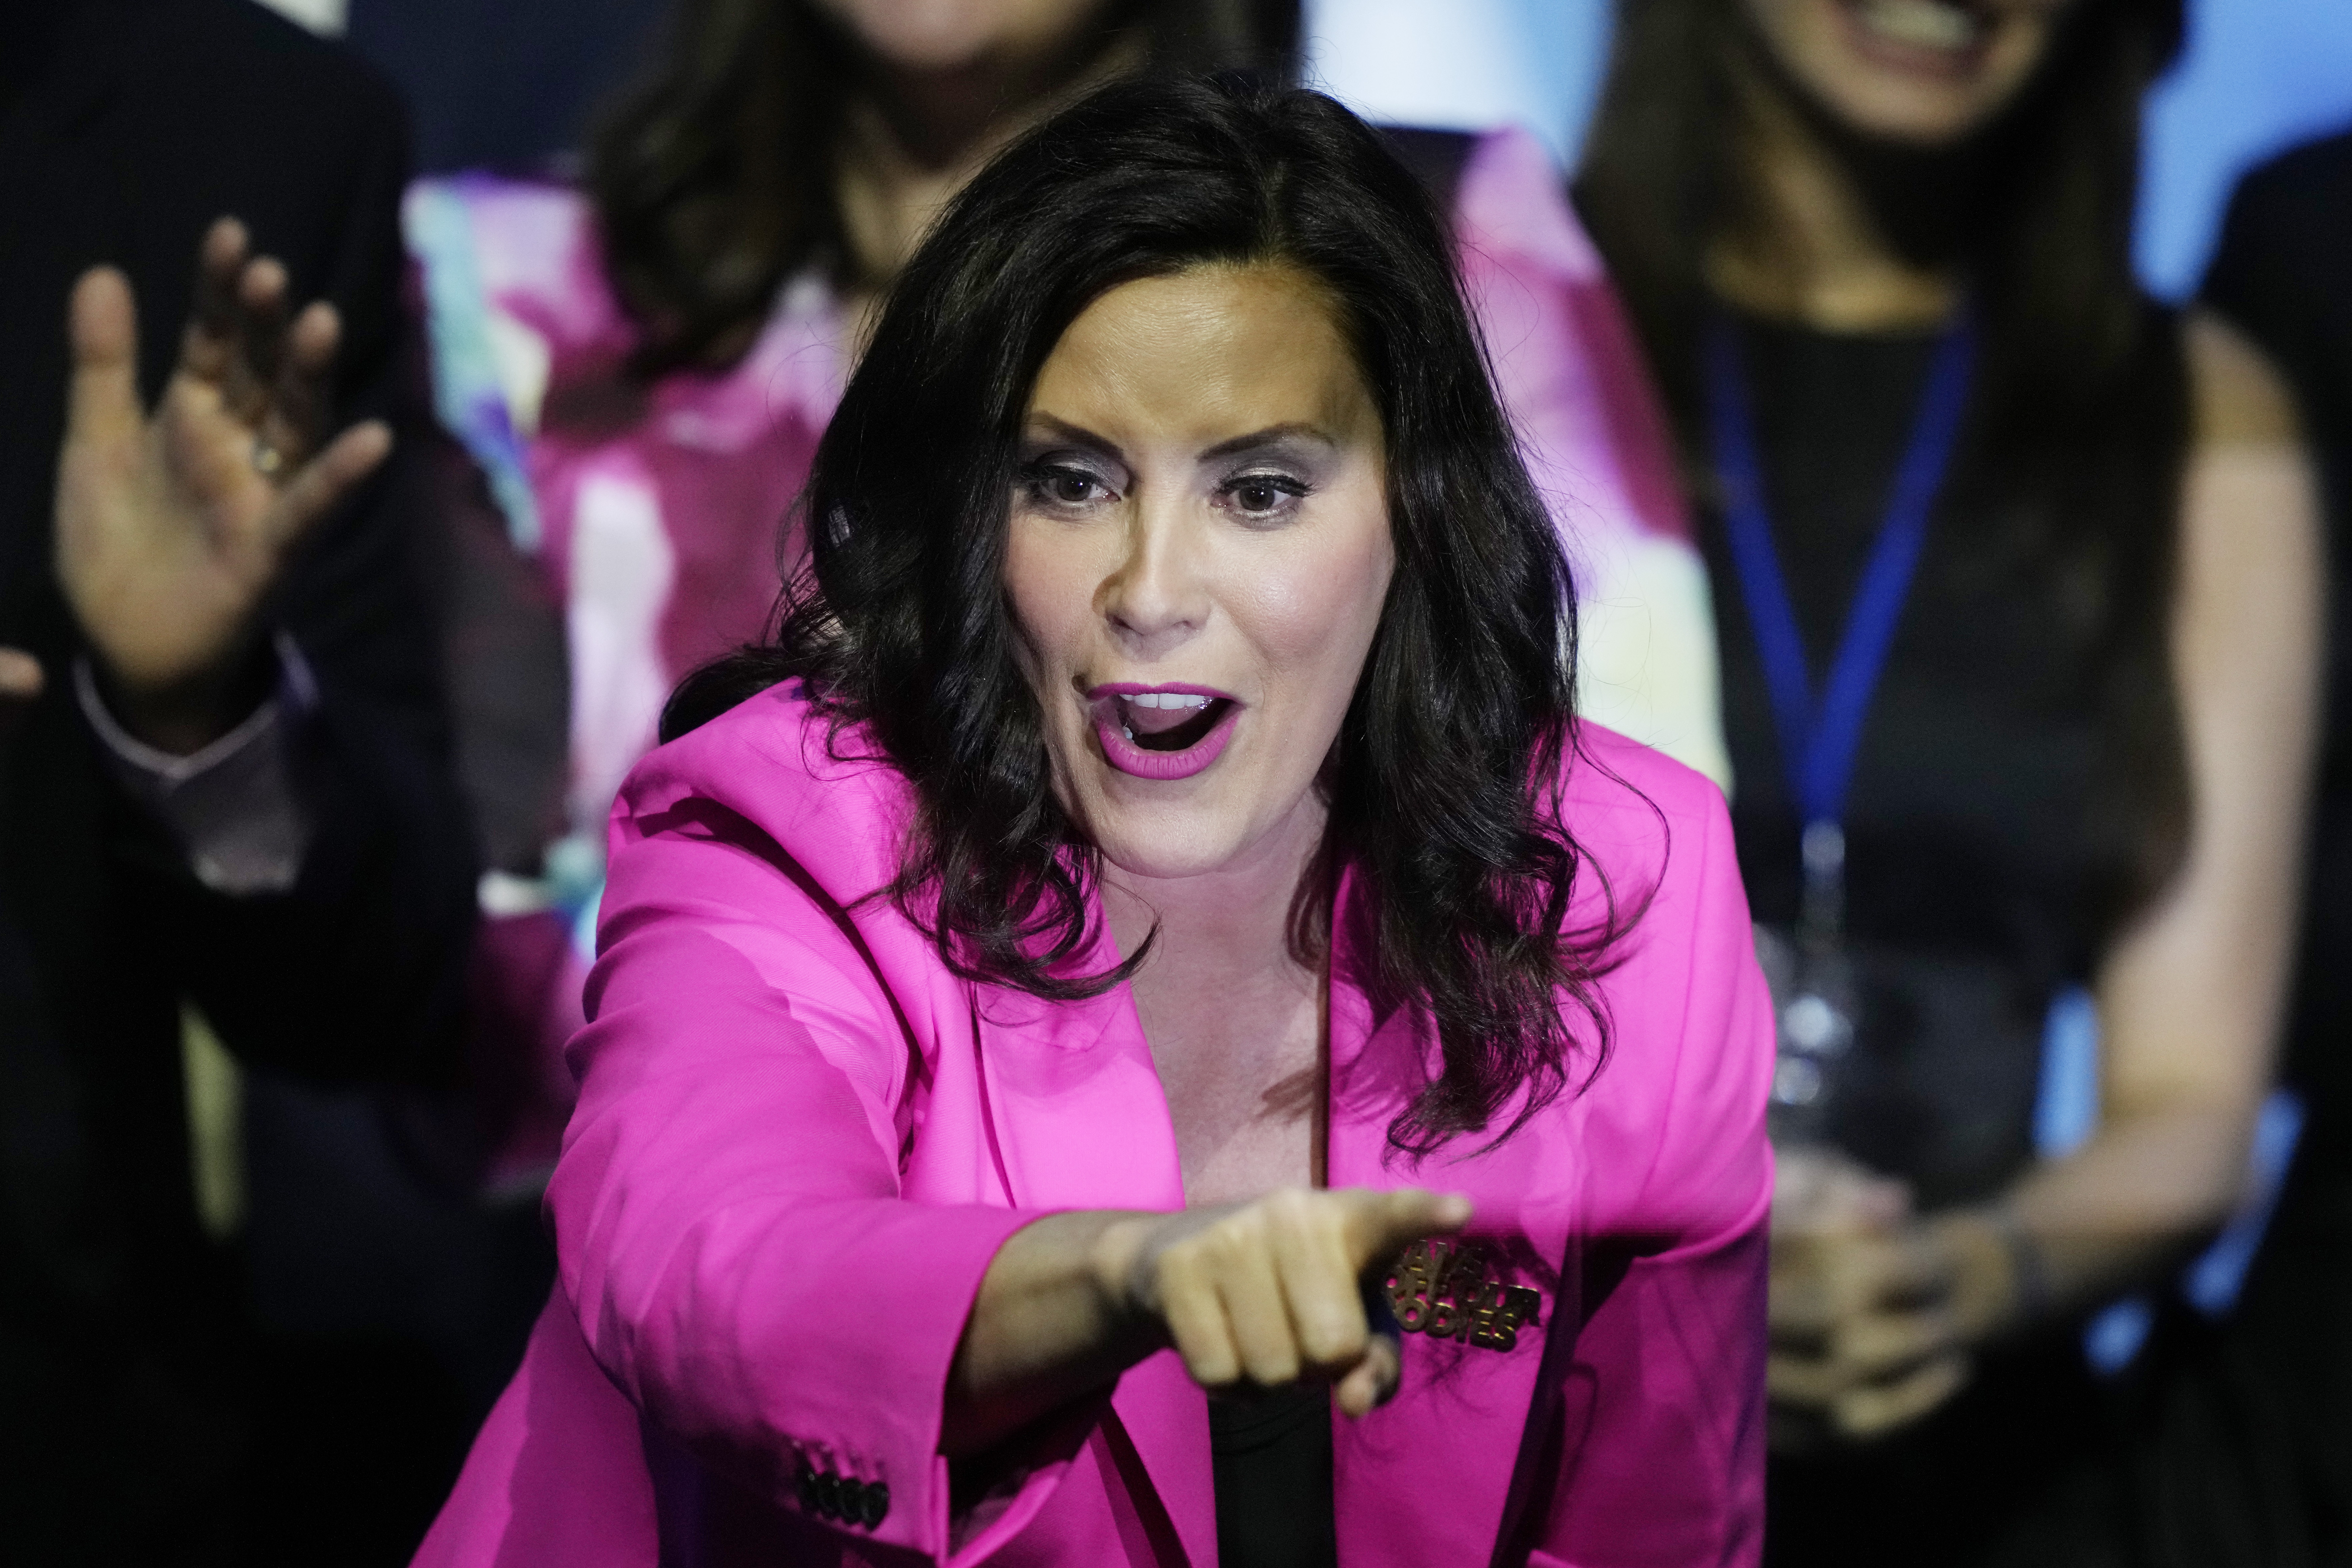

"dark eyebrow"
[1197,423,1337,463]
[1021,415,1128,464]
[1022,417,1337,465]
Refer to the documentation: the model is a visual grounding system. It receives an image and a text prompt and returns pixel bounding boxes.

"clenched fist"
[944,1185,1470,1457]
[1103,1186,1470,1415]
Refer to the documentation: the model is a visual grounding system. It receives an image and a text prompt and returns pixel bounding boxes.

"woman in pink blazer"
[417,76,1772,1568]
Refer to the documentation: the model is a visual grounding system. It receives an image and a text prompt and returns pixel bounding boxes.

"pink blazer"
[414,686,1772,1567]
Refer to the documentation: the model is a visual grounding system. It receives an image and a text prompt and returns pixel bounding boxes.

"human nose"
[1097,489,1209,658]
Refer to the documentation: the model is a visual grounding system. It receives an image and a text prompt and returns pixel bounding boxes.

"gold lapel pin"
[1386,1239,1543,1352]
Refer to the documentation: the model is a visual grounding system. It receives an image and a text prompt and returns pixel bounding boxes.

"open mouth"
[1117,692,1233,751]
[1088,686,1241,781]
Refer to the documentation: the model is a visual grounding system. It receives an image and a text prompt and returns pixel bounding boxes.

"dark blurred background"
[341,0,668,175]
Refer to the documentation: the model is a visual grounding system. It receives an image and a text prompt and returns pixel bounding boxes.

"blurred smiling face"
[1742,0,2076,144]
[811,0,1109,69]
[1003,264,1394,884]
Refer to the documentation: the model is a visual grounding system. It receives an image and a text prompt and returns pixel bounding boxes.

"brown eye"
[1224,472,1306,518]
[1024,461,1110,507]
[1235,478,1282,513]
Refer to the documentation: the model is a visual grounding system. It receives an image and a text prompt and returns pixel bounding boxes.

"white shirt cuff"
[75,634,318,895]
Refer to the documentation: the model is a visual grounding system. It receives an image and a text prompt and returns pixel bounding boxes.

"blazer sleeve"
[1542,786,1774,1567]
[547,787,1050,1561]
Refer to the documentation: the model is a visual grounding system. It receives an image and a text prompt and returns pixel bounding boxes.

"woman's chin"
[1092,819,1251,885]
[1084,779,1332,891]
[1048,721,1329,887]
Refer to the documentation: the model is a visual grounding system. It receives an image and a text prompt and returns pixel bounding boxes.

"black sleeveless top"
[1700,313,2110,1209]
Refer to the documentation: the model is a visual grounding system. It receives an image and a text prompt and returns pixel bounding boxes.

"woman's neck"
[832,32,1141,329]
[1707,71,1965,333]
[1100,800,1326,1003]
[1102,800,1330,1203]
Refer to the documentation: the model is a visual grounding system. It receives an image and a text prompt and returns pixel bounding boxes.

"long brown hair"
[587,0,1299,372]
[1576,0,2192,933]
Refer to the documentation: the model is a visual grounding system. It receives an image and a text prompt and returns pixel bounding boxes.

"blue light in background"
[1307,0,2352,300]
[1302,0,1613,169]
[2138,0,2352,299]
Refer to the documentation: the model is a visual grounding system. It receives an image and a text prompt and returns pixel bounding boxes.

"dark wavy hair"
[665,75,1635,1154]
[1577,0,2191,937]
[588,0,1300,371]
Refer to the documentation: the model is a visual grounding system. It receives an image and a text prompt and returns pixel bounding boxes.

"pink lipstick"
[1086,682,1241,781]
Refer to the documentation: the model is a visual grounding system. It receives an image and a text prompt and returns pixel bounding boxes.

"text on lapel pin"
[1385,1239,1543,1352]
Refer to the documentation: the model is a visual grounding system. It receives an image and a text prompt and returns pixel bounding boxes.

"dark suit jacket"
[0,0,476,1557]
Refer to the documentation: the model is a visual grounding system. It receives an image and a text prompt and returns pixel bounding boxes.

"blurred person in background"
[2193,123,2352,1563]
[0,0,476,1562]
[406,0,1713,1201]
[1577,0,2321,1562]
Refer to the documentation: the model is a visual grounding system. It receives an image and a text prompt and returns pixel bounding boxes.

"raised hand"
[1108,1186,1471,1416]
[54,218,392,753]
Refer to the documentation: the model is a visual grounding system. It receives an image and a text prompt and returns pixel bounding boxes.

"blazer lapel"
[1106,1352,1215,1568]
[970,916,1212,1564]
[1325,872,1583,1567]
[969,941,1183,1215]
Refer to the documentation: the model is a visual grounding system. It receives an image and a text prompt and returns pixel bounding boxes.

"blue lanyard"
[1705,315,1976,852]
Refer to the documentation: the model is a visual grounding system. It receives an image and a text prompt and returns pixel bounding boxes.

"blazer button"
[862,1480,890,1528]
[814,1470,841,1519]
[837,1478,867,1523]
[796,1462,821,1515]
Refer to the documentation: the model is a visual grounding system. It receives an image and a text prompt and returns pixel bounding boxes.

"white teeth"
[1129,692,1211,710]
[1853,0,1981,51]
